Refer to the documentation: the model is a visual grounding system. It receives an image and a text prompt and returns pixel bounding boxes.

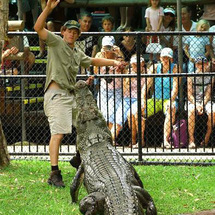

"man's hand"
[46,0,60,10]
[113,61,128,72]
[86,76,94,86]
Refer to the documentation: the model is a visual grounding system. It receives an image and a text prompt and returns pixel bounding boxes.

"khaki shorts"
[44,88,77,135]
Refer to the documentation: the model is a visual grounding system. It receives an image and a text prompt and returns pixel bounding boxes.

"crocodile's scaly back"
[71,80,157,215]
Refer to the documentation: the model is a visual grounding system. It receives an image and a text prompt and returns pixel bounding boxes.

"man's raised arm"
[34,0,60,40]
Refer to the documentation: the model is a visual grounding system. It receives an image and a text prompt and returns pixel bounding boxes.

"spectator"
[184,19,210,74]
[94,36,126,139]
[95,15,115,54]
[160,7,176,49]
[1,45,19,75]
[112,54,146,145]
[76,12,98,58]
[2,32,35,75]
[145,0,164,62]
[186,56,215,148]
[34,0,123,188]
[130,48,180,148]
[118,27,137,62]
[173,5,197,66]
[209,24,215,64]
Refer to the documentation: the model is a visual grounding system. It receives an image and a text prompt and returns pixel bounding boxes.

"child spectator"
[160,7,176,49]
[184,19,211,74]
[186,56,215,148]
[145,0,164,62]
[111,54,146,145]
[95,15,115,54]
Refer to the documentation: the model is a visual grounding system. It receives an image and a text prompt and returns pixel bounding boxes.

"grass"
[0,160,215,215]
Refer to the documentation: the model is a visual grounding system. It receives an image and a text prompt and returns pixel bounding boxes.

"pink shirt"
[145,6,164,31]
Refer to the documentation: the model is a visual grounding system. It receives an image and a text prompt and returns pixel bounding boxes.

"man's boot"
[47,170,65,187]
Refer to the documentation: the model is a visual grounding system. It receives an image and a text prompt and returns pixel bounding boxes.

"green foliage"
[0,161,215,215]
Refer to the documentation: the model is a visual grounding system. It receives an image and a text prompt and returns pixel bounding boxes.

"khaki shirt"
[44,31,92,92]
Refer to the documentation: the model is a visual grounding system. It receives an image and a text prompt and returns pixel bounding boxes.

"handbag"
[146,36,162,54]
[169,119,188,148]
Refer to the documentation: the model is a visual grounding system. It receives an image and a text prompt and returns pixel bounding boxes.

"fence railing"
[1,31,215,165]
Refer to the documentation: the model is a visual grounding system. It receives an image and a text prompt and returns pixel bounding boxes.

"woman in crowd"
[186,56,215,148]
[160,7,176,49]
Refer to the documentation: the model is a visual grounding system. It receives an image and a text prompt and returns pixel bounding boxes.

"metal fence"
[1,31,215,165]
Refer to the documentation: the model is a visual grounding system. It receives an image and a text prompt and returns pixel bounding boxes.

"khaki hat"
[63,20,80,33]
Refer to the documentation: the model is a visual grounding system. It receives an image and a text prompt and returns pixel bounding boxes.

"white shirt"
[173,20,197,49]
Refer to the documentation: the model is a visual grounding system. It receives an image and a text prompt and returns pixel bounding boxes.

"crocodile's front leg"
[133,185,157,215]
[79,192,105,215]
[70,163,84,203]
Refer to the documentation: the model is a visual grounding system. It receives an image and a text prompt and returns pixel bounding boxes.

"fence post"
[177,0,184,112]
[136,32,143,162]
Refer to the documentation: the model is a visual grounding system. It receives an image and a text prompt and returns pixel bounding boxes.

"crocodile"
[70,80,157,215]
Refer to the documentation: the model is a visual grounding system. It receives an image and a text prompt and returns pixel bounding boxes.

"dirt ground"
[182,209,215,215]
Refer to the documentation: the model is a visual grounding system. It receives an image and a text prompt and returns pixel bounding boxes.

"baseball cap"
[63,20,80,33]
[195,56,208,63]
[130,55,145,64]
[164,8,176,15]
[102,36,115,47]
[160,48,173,58]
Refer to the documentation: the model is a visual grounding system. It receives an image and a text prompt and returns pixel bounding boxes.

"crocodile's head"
[75,80,112,150]
[75,80,99,123]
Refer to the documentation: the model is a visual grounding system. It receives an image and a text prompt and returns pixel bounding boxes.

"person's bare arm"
[157,16,163,31]
[34,0,60,40]
[146,17,152,32]
[170,65,180,103]
[141,65,154,108]
[91,57,121,67]
[187,77,194,103]
[184,44,194,63]
[205,44,211,58]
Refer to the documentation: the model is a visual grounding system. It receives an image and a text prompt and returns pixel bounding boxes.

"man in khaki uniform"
[34,0,122,187]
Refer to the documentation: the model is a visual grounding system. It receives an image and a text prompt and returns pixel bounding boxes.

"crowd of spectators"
[2,1,215,149]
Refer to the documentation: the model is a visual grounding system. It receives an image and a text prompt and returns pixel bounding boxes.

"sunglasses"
[164,13,174,17]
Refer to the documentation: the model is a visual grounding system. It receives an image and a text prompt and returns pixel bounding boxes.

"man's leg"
[47,133,65,187]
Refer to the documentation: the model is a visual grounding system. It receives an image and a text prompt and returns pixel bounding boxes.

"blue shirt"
[154,63,175,100]
[185,36,210,59]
